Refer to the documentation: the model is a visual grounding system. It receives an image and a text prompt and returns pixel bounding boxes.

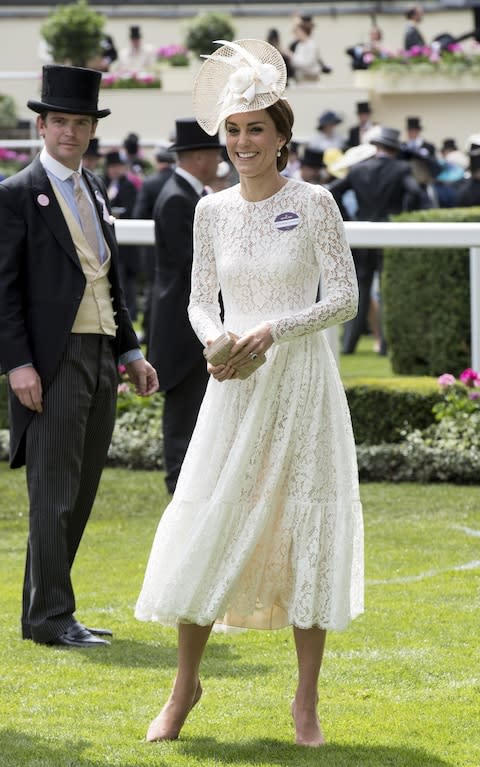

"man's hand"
[9,366,43,412]
[125,359,159,396]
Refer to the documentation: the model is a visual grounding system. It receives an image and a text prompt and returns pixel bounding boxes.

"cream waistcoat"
[51,181,117,336]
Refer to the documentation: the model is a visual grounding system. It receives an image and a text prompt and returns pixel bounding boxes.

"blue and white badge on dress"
[273,211,300,232]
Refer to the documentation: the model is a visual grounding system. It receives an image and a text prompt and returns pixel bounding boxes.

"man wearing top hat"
[402,116,436,158]
[116,25,155,74]
[148,118,222,495]
[133,143,176,343]
[82,136,103,174]
[345,101,375,150]
[0,64,158,648]
[328,126,423,355]
[455,137,480,206]
[297,147,327,185]
[102,150,140,321]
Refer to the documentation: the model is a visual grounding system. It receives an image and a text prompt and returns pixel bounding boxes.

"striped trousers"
[22,334,117,643]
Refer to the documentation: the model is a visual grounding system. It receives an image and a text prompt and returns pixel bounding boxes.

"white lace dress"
[135,178,364,631]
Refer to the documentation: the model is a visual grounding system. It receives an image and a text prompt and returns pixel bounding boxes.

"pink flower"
[437,373,456,387]
[117,382,130,394]
[118,363,127,375]
[102,73,116,87]
[459,368,480,387]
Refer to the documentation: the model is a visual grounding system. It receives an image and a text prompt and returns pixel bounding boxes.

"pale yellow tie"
[72,172,99,257]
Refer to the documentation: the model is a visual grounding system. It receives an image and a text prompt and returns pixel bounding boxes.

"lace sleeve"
[269,188,358,345]
[188,199,224,345]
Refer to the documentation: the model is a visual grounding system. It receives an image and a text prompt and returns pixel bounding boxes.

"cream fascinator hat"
[192,39,287,136]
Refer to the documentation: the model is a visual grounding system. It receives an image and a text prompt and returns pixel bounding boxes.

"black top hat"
[84,138,101,157]
[441,138,457,153]
[356,101,371,114]
[301,147,325,168]
[407,116,422,131]
[104,150,126,166]
[317,110,342,129]
[124,132,139,155]
[370,126,402,151]
[155,143,175,163]
[404,146,443,178]
[169,118,223,152]
[28,65,110,119]
[130,26,141,40]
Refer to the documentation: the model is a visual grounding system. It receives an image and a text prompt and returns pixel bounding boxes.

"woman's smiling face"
[225,109,285,179]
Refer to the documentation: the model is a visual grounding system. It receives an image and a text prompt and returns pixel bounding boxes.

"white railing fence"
[116,220,480,370]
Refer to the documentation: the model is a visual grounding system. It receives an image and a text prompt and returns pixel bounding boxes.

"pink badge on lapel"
[37,194,50,207]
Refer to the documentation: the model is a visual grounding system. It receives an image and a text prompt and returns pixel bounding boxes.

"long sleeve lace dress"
[135,178,364,631]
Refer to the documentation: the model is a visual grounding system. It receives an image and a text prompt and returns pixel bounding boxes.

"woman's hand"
[207,362,238,381]
[204,334,240,382]
[227,322,273,372]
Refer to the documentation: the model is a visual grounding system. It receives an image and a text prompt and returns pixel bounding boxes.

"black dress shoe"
[23,623,112,640]
[81,625,113,637]
[48,622,110,648]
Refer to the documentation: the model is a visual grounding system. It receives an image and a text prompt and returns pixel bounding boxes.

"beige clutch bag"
[203,332,266,379]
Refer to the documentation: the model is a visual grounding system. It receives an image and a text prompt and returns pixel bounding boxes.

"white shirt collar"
[40,147,82,180]
[175,166,204,196]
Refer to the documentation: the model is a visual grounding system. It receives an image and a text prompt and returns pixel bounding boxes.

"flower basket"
[101,72,162,89]
[156,44,189,67]
[367,42,480,78]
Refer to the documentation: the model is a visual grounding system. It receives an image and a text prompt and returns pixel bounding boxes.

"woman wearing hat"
[136,39,363,747]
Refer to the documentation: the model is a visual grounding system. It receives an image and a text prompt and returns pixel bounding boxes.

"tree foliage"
[41,0,105,68]
[185,12,236,59]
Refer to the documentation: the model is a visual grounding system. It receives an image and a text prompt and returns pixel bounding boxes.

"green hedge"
[383,207,480,377]
[0,376,441,448]
[345,376,440,444]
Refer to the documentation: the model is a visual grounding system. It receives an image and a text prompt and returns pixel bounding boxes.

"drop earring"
[277,148,282,157]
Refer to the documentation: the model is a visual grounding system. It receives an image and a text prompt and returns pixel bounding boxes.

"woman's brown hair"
[267,99,294,172]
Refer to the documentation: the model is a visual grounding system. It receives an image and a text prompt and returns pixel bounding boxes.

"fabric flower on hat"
[220,62,280,109]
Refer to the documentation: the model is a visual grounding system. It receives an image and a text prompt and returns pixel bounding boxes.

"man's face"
[37,112,97,170]
[106,163,126,180]
[196,148,222,185]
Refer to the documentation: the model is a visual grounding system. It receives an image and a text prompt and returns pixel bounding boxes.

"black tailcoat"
[0,155,138,467]
[148,172,205,392]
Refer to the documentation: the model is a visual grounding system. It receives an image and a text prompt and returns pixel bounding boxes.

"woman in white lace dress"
[135,39,364,747]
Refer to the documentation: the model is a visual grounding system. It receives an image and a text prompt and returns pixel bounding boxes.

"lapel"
[83,170,118,256]
[173,172,201,203]
[29,155,80,269]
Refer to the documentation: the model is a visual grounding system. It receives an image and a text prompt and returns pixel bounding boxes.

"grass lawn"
[339,336,394,382]
[0,463,479,767]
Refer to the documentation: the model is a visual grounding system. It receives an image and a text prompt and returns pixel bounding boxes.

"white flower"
[229,66,256,97]
[221,62,280,108]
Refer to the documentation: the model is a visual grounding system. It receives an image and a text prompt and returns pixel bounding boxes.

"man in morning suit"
[148,118,222,494]
[0,65,158,648]
[133,143,175,343]
[345,102,375,150]
[328,126,423,355]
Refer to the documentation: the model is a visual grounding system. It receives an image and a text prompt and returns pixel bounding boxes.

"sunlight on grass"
[0,466,479,767]
[339,336,394,381]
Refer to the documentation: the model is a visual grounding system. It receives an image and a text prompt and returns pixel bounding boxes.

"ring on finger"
[249,352,258,360]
